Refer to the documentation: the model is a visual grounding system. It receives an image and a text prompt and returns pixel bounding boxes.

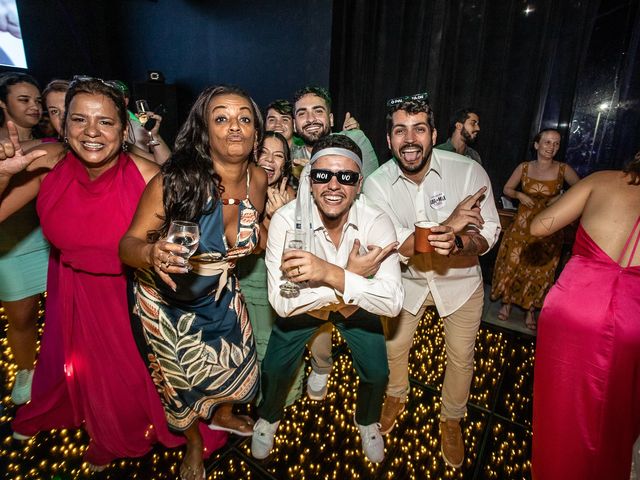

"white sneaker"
[12,431,31,441]
[11,369,33,405]
[251,418,280,460]
[306,370,329,400]
[356,421,385,463]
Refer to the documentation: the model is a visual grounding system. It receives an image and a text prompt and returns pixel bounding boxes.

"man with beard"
[435,108,482,165]
[291,86,378,178]
[363,97,500,468]
[252,134,407,463]
[290,86,380,402]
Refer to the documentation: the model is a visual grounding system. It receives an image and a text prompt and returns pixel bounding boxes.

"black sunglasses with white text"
[310,169,360,186]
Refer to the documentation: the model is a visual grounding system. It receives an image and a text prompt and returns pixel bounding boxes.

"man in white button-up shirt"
[251,134,408,464]
[363,97,500,468]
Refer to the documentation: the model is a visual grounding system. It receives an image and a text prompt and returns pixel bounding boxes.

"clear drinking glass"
[279,229,308,298]
[166,221,200,270]
[135,99,160,147]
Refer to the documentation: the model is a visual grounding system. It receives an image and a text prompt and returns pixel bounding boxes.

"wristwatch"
[454,234,464,252]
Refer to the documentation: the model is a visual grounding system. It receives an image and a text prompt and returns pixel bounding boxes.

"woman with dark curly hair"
[531,151,640,479]
[490,128,579,329]
[120,85,267,480]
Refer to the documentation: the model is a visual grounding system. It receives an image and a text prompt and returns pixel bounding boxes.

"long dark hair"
[0,72,40,127]
[624,150,640,185]
[158,85,263,235]
[260,130,291,181]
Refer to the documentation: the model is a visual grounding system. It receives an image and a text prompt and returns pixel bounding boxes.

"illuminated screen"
[0,0,26,68]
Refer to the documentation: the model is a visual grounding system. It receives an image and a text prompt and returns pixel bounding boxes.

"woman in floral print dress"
[120,85,267,480]
[490,129,579,330]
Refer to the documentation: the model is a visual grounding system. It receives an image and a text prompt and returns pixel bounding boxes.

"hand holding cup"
[414,221,439,253]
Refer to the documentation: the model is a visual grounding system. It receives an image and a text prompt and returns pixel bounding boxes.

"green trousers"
[244,300,304,406]
[258,309,389,425]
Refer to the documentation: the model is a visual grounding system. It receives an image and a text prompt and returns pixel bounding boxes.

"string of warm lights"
[1,301,535,479]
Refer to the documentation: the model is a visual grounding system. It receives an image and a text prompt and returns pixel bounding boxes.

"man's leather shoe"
[440,418,464,468]
[379,395,405,435]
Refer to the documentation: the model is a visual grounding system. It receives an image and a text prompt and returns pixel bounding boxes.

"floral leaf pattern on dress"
[147,353,180,405]
[132,193,260,431]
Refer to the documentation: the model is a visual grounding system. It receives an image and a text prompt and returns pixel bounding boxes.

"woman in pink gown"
[530,152,640,480]
[0,77,226,470]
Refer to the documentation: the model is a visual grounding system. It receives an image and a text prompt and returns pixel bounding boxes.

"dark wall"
[6,0,637,178]
[109,0,332,141]
[5,1,118,81]
[565,0,640,175]
[4,0,333,141]
[330,0,640,196]
[110,0,332,109]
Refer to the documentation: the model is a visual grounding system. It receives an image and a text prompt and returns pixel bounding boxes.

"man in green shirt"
[289,85,380,402]
[290,86,379,178]
[435,108,482,165]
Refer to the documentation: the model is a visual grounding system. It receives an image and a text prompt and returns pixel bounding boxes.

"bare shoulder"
[24,142,66,171]
[145,170,164,196]
[591,170,640,194]
[24,141,64,154]
[250,162,268,190]
[138,169,164,207]
[512,162,526,174]
[570,170,628,199]
[248,163,268,213]
[584,169,621,185]
[130,152,160,184]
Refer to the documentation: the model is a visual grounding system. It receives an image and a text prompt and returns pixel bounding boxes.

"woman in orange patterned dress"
[490,129,579,329]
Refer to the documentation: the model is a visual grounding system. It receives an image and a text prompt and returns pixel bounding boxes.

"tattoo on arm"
[539,216,555,232]
[460,232,489,256]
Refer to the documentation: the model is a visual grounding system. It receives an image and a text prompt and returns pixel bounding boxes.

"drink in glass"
[279,229,308,298]
[167,221,200,269]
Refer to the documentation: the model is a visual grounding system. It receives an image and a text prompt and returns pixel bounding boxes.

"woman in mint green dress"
[237,131,303,405]
[0,73,48,406]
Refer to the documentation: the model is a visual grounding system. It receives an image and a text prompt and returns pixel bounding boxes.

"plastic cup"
[414,221,439,253]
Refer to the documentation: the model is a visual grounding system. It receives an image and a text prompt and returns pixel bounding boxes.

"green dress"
[237,253,303,406]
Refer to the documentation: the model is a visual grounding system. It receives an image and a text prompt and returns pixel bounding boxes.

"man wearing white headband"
[253,134,408,463]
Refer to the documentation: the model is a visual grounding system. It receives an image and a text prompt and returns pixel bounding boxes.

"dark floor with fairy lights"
[0,295,535,479]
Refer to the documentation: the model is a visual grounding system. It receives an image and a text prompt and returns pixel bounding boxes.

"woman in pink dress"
[0,77,226,471]
[530,152,640,479]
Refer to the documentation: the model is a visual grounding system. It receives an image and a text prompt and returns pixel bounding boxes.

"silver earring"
[122,142,128,152]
